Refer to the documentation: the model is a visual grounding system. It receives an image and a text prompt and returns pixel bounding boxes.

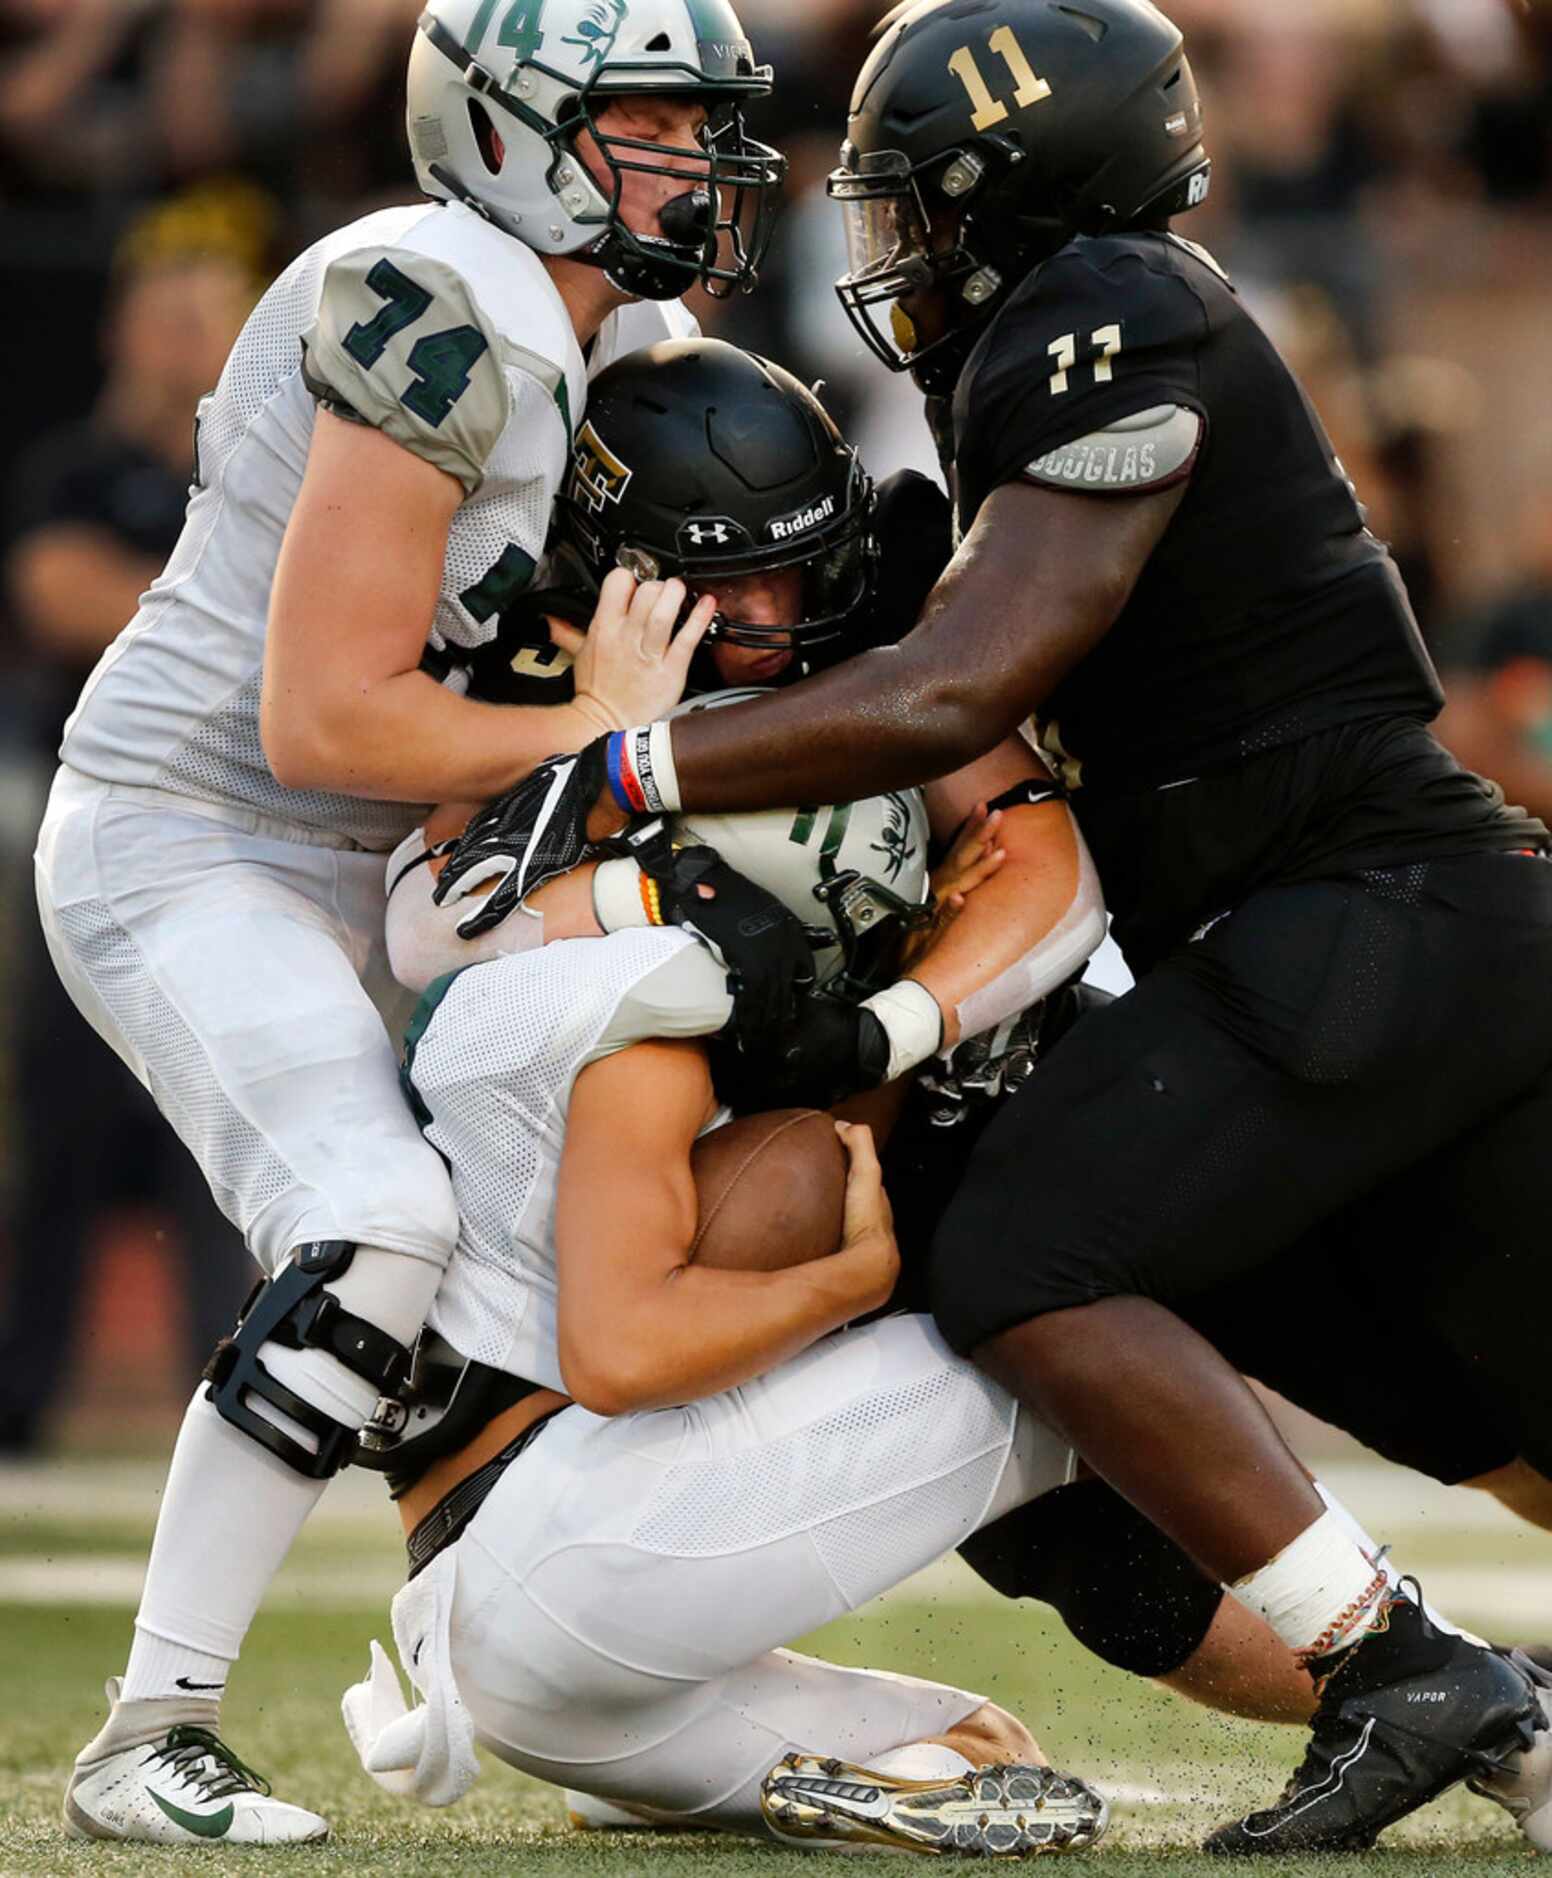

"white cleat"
[761,1754,1109,1857]
[64,1679,328,1845]
[1471,1655,1552,1852]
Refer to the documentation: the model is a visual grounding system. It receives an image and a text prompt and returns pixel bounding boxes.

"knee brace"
[959,1478,1226,1678]
[203,1241,413,1479]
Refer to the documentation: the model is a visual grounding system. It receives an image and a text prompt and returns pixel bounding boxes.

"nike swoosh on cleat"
[1244,1717,1377,1840]
[149,1791,234,1839]
[173,1678,226,1692]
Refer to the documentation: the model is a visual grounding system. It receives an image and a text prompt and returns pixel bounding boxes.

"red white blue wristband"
[605,723,681,816]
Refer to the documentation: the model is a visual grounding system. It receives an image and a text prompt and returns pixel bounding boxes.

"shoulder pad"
[401,203,575,375]
[1163,233,1233,286]
[303,245,513,495]
[588,934,731,1064]
[1022,404,1202,495]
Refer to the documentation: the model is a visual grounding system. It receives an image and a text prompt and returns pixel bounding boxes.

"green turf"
[0,1598,1533,1875]
[1,1458,1542,1874]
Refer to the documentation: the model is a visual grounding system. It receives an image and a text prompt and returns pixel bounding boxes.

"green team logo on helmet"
[562,0,627,66]
[870,794,920,884]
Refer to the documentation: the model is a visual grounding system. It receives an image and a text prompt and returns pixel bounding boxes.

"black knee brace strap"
[203,1240,413,1480]
[958,1478,1226,1678]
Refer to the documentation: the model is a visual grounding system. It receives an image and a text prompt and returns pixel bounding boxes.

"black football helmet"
[828,0,1212,394]
[556,337,876,657]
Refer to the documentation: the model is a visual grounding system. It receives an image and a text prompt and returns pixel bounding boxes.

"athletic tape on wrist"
[592,857,652,931]
[863,979,944,1082]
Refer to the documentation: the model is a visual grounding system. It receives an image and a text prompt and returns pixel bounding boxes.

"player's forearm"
[560,1242,893,1416]
[261,666,607,804]
[385,841,600,993]
[908,804,1102,1050]
[666,640,1007,813]
[657,482,1179,816]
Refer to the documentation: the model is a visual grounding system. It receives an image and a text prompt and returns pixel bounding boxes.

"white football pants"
[34,765,458,1274]
[445,1313,1071,1829]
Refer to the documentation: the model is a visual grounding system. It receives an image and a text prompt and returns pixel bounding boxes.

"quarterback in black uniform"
[434,1,1552,1851]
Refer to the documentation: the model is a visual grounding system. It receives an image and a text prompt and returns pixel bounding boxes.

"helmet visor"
[832,150,933,294]
[829,149,963,375]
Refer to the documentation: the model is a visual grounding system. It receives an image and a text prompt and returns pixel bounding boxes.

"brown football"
[689,1109,848,1273]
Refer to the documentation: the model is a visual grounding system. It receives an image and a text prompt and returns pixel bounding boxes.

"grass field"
[3,1455,1550,1877]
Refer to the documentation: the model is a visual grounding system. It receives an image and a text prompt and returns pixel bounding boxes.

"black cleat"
[1204,1582,1544,1856]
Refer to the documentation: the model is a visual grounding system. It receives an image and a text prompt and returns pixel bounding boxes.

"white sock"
[121,1390,328,1699]
[122,1630,231,1705]
[1228,1509,1389,1661]
[868,1744,976,1781]
[120,1248,445,1703]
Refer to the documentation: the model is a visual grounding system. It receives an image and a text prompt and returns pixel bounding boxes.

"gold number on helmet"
[988,25,1052,107]
[947,46,1007,130]
[948,28,1053,133]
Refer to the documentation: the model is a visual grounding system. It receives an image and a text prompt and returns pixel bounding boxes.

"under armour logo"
[686,521,731,545]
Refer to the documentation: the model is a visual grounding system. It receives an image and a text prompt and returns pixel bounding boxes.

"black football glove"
[621,821,816,1056]
[714,992,891,1113]
[432,738,610,939]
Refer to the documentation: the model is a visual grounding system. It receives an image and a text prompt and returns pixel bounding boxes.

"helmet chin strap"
[602,186,716,300]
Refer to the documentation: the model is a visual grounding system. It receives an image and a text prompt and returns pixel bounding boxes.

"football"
[689,1108,848,1273]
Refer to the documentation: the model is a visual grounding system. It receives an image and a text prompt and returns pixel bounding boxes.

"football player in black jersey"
[434,0,1552,1853]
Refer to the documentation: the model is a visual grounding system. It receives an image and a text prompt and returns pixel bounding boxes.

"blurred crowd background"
[0,0,1549,1453]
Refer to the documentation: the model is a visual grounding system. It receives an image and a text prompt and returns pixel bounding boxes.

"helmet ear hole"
[468,100,505,176]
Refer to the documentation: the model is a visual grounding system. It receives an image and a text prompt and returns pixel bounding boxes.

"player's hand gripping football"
[833,1119,900,1316]
[553,568,717,737]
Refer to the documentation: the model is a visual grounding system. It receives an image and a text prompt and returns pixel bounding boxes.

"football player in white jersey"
[46,0,786,1845]
[341,786,1110,1858]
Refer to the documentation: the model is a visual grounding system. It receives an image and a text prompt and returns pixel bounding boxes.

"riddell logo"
[768,494,836,542]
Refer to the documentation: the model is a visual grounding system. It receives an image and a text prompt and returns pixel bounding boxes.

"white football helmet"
[671,691,931,994]
[405,0,785,299]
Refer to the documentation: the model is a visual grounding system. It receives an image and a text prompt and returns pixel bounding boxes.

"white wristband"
[647,720,681,813]
[862,979,944,1083]
[592,857,650,931]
